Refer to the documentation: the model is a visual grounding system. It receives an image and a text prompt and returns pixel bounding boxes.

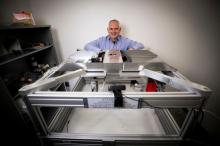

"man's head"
[107,19,121,42]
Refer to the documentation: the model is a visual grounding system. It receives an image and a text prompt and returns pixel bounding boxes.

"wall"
[30,0,220,137]
[1,0,219,138]
[0,0,31,25]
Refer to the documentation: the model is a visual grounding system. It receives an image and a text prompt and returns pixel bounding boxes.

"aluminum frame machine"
[19,50,211,146]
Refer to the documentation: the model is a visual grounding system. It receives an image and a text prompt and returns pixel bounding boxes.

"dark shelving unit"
[0,25,59,145]
[0,25,58,94]
[0,45,53,66]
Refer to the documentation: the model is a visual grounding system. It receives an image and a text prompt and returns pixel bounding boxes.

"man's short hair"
[108,19,120,27]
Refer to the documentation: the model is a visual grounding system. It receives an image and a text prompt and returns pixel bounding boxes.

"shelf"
[0,45,53,66]
[0,25,51,30]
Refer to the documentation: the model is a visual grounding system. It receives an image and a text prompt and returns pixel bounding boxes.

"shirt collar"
[107,35,121,43]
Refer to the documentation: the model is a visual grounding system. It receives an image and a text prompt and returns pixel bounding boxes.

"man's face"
[107,21,121,41]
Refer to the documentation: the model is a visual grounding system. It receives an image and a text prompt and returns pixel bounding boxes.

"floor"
[180,122,216,146]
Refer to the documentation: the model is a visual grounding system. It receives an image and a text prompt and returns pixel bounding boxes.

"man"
[84,19,144,52]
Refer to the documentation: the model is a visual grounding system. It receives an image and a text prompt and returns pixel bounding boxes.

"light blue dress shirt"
[84,35,144,52]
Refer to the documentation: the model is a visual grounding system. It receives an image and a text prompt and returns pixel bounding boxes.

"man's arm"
[84,39,101,52]
[127,40,144,50]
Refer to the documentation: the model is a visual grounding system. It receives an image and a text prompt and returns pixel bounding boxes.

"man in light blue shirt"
[84,19,144,52]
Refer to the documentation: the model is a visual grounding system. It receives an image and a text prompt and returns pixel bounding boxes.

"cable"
[66,120,70,133]
[153,80,160,92]
[203,109,220,122]
[195,109,220,122]
[114,90,164,109]
[199,109,205,124]
[182,109,214,146]
[185,107,206,142]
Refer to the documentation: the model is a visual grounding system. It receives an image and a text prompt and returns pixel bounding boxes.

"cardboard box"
[12,11,35,25]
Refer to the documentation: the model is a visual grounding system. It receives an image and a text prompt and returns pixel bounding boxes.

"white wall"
[1,0,219,137]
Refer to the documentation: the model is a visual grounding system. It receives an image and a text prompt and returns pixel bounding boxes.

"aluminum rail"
[19,69,86,95]
[28,91,203,108]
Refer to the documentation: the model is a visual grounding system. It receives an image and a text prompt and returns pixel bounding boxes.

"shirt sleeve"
[127,39,144,50]
[84,39,101,52]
